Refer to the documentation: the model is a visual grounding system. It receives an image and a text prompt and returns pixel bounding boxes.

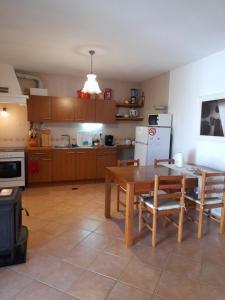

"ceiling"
[1,0,225,82]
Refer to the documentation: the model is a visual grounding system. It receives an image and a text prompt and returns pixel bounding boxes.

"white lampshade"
[82,74,101,94]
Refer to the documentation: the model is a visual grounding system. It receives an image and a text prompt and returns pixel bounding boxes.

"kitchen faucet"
[61,134,71,147]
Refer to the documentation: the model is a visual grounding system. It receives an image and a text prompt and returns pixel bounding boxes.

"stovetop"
[0,147,25,152]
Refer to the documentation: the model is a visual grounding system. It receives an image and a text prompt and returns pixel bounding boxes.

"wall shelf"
[116,117,144,121]
[116,102,144,108]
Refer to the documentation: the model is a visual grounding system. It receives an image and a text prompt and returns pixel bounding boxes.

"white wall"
[140,72,170,124]
[169,49,225,171]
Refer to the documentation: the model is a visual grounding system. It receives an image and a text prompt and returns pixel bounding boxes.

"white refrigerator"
[134,126,171,166]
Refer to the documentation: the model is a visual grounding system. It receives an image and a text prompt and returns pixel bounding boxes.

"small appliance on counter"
[148,114,172,127]
[105,135,114,146]
[129,109,138,118]
[77,131,93,147]
[40,129,51,147]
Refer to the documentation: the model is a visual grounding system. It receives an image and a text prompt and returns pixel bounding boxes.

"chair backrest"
[200,172,225,205]
[153,175,185,208]
[117,159,140,167]
[154,159,175,168]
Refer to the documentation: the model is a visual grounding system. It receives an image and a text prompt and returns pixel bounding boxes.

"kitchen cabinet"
[95,100,116,123]
[28,149,52,183]
[27,96,51,122]
[52,149,76,181]
[51,97,74,122]
[74,99,95,122]
[28,147,118,184]
[96,148,117,179]
[76,150,96,180]
[27,96,116,123]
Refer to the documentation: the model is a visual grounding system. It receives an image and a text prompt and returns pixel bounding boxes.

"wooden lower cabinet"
[76,150,96,180]
[52,150,76,181]
[96,148,117,179]
[28,148,117,184]
[28,150,52,183]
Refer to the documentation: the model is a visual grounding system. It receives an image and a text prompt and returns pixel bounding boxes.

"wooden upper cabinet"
[51,97,75,122]
[27,96,51,122]
[95,100,116,123]
[74,99,95,122]
[27,96,116,123]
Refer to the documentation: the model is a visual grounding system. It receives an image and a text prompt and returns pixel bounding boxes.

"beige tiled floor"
[1,183,225,299]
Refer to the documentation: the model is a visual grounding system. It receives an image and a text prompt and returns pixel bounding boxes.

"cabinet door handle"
[41,158,52,161]
[76,119,85,121]
[42,117,51,120]
[32,153,45,155]
[64,118,73,121]
[77,152,85,154]
[67,152,75,154]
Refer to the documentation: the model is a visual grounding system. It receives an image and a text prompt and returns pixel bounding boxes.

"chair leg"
[138,202,143,232]
[178,207,184,243]
[152,211,157,247]
[198,208,204,239]
[116,185,120,212]
[220,206,225,234]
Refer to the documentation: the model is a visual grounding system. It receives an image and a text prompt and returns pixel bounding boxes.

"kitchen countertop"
[27,144,134,151]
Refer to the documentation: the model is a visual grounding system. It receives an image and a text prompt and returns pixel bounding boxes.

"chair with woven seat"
[185,172,225,239]
[138,175,186,247]
[154,158,175,167]
[116,159,140,212]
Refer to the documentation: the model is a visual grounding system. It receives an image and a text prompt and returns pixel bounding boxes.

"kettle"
[129,109,138,118]
[173,152,184,167]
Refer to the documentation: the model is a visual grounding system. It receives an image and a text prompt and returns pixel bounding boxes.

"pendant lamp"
[82,50,101,94]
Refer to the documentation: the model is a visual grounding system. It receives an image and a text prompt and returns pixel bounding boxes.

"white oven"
[0,150,25,188]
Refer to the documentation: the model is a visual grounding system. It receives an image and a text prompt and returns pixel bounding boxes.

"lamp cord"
[89,50,95,74]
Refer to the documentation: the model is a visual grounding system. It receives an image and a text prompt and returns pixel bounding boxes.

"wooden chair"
[117,159,140,212]
[138,175,186,247]
[154,158,175,167]
[185,172,225,239]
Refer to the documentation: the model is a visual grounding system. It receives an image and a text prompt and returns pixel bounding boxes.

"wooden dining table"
[105,165,197,247]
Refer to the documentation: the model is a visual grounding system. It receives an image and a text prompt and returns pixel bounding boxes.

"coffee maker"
[105,135,114,146]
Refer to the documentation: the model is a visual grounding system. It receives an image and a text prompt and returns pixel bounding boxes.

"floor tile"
[3,184,225,300]
[0,268,32,300]
[67,270,115,300]
[200,261,225,287]
[12,280,64,300]
[78,232,111,251]
[132,244,169,269]
[63,245,100,268]
[119,257,161,292]
[106,282,151,300]
[89,252,130,279]
[39,261,84,291]
[10,253,60,279]
[155,271,198,300]
[164,254,201,280]
[104,237,135,258]
[199,283,225,300]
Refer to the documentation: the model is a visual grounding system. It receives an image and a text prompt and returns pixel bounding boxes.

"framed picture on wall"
[200,98,225,137]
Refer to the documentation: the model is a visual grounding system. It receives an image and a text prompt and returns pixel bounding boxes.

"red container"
[104,88,112,100]
[77,89,91,99]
